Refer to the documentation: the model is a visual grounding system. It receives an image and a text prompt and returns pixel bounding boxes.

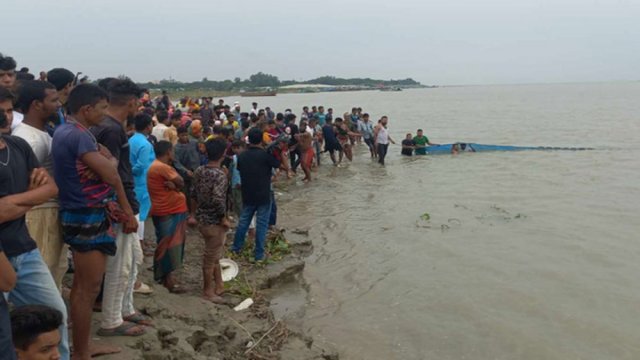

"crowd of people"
[0,52,436,360]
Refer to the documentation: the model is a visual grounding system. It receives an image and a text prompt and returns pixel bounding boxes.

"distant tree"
[248,72,280,88]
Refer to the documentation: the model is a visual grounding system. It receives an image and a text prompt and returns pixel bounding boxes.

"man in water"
[358,113,375,158]
[321,117,340,166]
[413,129,437,155]
[373,116,396,166]
[401,133,415,156]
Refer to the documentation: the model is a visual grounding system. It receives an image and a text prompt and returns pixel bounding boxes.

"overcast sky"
[3,0,639,85]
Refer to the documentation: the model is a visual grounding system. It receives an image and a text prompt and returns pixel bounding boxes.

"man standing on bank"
[232,128,280,262]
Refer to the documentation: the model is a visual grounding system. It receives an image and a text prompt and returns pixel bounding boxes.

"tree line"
[137,72,422,92]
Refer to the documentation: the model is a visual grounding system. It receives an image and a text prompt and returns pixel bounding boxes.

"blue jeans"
[269,192,277,227]
[7,249,70,360]
[232,202,271,260]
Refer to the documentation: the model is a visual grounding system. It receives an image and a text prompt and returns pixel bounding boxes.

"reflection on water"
[268,83,640,360]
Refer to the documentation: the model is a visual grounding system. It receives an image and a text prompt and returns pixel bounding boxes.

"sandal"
[166,284,188,294]
[133,282,154,295]
[97,321,146,337]
[123,312,153,327]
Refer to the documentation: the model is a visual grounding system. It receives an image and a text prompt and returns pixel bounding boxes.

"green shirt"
[413,135,429,155]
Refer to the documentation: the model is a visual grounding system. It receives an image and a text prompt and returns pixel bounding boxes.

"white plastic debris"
[234,298,254,311]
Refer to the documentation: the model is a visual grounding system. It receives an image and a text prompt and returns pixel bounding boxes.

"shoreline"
[94,190,337,360]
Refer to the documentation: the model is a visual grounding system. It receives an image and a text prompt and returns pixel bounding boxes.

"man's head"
[351,107,357,114]
[46,68,75,103]
[248,127,263,145]
[106,78,142,117]
[0,87,15,130]
[318,106,324,113]
[303,106,309,112]
[327,108,333,114]
[67,84,109,126]
[156,110,169,125]
[252,102,258,109]
[406,133,412,140]
[0,53,17,89]
[154,140,174,162]
[267,119,276,130]
[380,116,388,126]
[311,106,317,112]
[417,129,423,137]
[218,99,224,105]
[134,113,153,134]
[205,138,227,162]
[15,80,59,121]
[234,102,240,111]
[362,113,370,121]
[11,305,63,360]
[170,111,182,127]
[177,126,189,143]
[231,139,246,155]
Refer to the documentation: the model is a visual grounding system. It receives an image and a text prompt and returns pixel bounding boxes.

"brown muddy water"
[226,83,640,359]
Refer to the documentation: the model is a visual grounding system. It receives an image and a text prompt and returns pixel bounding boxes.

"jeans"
[7,249,70,360]
[232,202,271,260]
[377,143,389,165]
[269,192,277,227]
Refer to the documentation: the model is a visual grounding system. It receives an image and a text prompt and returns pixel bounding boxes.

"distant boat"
[379,87,402,92]
[240,89,277,97]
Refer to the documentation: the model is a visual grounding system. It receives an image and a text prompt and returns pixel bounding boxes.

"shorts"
[325,141,342,153]
[60,207,117,256]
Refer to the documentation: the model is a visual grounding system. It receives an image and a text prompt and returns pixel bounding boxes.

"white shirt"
[12,122,58,207]
[305,125,314,136]
[152,123,168,141]
[376,125,389,145]
[10,111,23,130]
[12,122,53,174]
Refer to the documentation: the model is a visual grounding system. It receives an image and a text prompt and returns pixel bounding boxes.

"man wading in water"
[373,116,395,166]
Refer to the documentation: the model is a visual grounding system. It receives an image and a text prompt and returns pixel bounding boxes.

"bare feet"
[203,293,229,305]
[88,341,121,358]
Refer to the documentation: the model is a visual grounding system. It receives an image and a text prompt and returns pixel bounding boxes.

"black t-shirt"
[287,124,299,147]
[0,136,39,258]
[401,139,415,156]
[91,116,140,214]
[237,147,280,206]
[0,293,16,360]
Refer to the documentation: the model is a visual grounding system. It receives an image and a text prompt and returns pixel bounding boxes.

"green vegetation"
[137,72,423,93]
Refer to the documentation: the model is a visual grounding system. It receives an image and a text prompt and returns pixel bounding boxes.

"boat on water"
[425,143,592,155]
[379,87,402,92]
[240,90,277,97]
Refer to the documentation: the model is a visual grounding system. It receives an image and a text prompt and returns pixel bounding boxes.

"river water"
[230,83,640,359]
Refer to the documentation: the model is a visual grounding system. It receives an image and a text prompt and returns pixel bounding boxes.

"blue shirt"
[52,122,114,210]
[230,155,241,187]
[315,112,326,126]
[129,132,155,220]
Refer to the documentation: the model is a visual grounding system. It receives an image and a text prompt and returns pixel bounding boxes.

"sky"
[3,0,639,85]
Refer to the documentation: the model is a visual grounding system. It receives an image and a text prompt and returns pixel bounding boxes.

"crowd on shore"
[0,52,437,360]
